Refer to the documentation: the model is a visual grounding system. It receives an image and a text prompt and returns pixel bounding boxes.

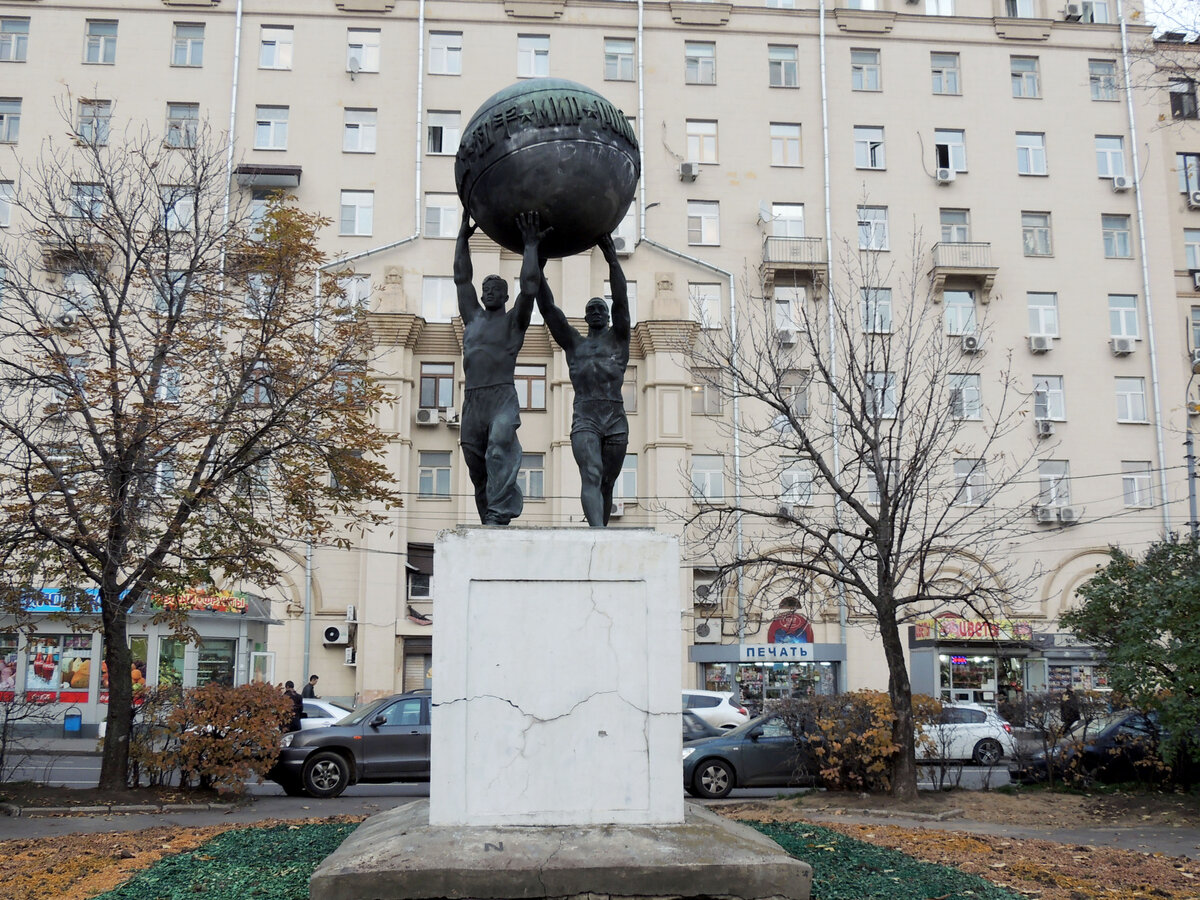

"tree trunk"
[879,604,918,799]
[97,589,133,790]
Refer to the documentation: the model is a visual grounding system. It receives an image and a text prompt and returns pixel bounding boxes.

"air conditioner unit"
[345,604,357,623]
[1028,335,1053,353]
[777,504,793,521]
[694,583,717,606]
[443,406,459,426]
[1112,175,1133,192]
[935,167,956,184]
[777,328,797,347]
[1034,505,1058,523]
[1189,401,1200,416]
[1035,418,1055,438]
[414,407,437,426]
[323,625,350,645]
[694,619,720,644]
[344,646,357,666]
[54,312,78,329]
[1191,347,1200,368]
[1109,337,1135,356]
[612,235,633,256]
[961,334,981,354]
[1188,191,1200,210]
[1057,506,1081,525]
[609,500,625,518]
[679,161,699,182]
[1064,3,1082,19]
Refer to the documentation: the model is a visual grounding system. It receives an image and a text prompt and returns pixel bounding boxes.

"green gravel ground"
[90,819,1022,900]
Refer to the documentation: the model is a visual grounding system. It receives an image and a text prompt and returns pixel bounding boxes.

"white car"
[682,690,750,730]
[919,702,1016,765]
[300,698,354,730]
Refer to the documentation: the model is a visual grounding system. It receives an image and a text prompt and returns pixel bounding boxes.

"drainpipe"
[218,0,245,285]
[1118,0,1171,535]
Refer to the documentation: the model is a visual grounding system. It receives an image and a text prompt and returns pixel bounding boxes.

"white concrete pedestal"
[429,527,683,827]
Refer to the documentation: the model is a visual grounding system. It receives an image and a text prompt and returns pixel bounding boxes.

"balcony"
[929,241,997,302]
[761,236,828,295]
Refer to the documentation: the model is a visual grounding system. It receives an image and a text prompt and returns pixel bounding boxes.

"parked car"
[682,713,817,799]
[1011,709,1183,785]
[683,709,723,741]
[268,691,430,797]
[299,698,354,731]
[918,702,1016,765]
[682,690,750,730]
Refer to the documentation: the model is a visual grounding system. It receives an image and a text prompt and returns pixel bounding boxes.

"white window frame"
[77,99,111,146]
[1089,59,1117,101]
[1095,135,1126,179]
[69,183,103,218]
[1108,294,1138,339]
[771,203,805,237]
[866,457,897,505]
[259,25,293,70]
[613,454,637,501]
[691,455,724,502]
[931,52,960,94]
[336,274,371,317]
[866,371,897,419]
[783,370,810,418]
[424,193,459,238]
[1011,56,1040,98]
[1187,229,1200,270]
[254,105,288,151]
[347,28,380,73]
[854,126,886,170]
[940,208,970,243]
[692,369,724,416]
[422,276,456,323]
[1033,375,1066,421]
[1121,461,1152,508]
[686,119,718,164]
[165,102,199,149]
[927,0,955,11]
[603,279,638,326]
[427,110,461,155]
[418,451,452,498]
[685,41,715,85]
[953,459,987,506]
[687,200,720,246]
[0,98,18,144]
[605,37,634,81]
[62,272,97,314]
[1102,214,1132,258]
[768,45,798,88]
[857,205,889,251]
[934,129,967,172]
[1027,292,1059,337]
[851,49,881,92]
[948,373,982,420]
[770,123,801,167]
[1016,132,1047,176]
[343,108,377,153]
[517,453,545,500]
[943,290,976,335]
[774,286,804,332]
[84,20,117,65]
[1022,211,1052,257]
[162,186,194,232]
[1006,0,1036,16]
[780,462,813,506]
[689,283,722,330]
[1038,460,1070,507]
[0,18,29,63]
[0,180,12,227]
[517,34,549,78]
[1083,0,1110,23]
[339,190,374,237]
[429,32,462,75]
[860,287,892,334]
[1115,376,1147,423]
[172,22,204,68]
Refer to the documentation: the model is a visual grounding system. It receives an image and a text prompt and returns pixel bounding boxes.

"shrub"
[127,686,184,788]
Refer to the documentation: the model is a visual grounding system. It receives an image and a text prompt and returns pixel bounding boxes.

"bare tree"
[0,108,399,789]
[682,232,1044,798]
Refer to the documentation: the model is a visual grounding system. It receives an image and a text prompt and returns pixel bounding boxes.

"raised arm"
[535,264,576,351]
[598,233,630,342]
[453,212,479,322]
[514,212,550,332]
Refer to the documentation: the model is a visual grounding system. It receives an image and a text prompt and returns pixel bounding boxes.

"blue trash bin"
[63,706,82,736]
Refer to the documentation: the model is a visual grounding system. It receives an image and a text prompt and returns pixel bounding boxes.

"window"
[689,283,721,329]
[343,108,377,153]
[0,98,18,143]
[866,372,897,419]
[767,0,797,7]
[861,287,892,333]
[1027,292,1059,337]
[0,181,12,227]
[517,34,549,77]
[854,126,886,169]
[770,203,805,237]
[429,31,462,75]
[1089,59,1117,101]
[1102,214,1132,258]
[513,453,545,500]
[154,460,176,495]
[515,365,546,411]
[940,208,969,243]
[69,183,103,218]
[605,37,634,81]
[166,102,199,148]
[685,41,715,85]
[783,369,810,417]
[770,123,801,167]
[866,458,896,505]
[686,119,718,164]
[692,368,723,415]
[775,286,804,332]
[1095,135,1126,179]
[851,49,881,91]
[931,52,960,94]
[1033,375,1066,420]
[157,365,182,403]
[1108,294,1138,339]
[1170,79,1198,119]
[1121,461,1153,507]
[1115,377,1147,422]
[172,22,204,67]
[857,206,888,251]
[768,45,798,88]
[691,455,724,501]
[1038,460,1070,507]
[339,191,373,236]
[622,366,638,413]
[259,26,293,69]
[1016,132,1047,175]
[347,28,380,73]
[1192,307,1200,351]
[84,20,117,65]
[242,361,272,405]
[162,186,194,231]
[687,201,719,246]
[77,100,111,145]
[934,129,966,172]
[1187,229,1200,270]
[0,18,28,63]
[1022,212,1052,256]
[1005,0,1035,16]
[248,189,271,233]
[427,111,460,155]
[781,462,813,506]
[332,278,370,321]
[953,459,987,506]
[948,373,982,420]
[418,451,452,498]
[614,454,637,501]
[62,272,96,314]
[944,290,976,335]
[424,193,458,238]
[254,105,288,150]
[1011,56,1040,98]
[418,363,454,409]
[422,276,455,323]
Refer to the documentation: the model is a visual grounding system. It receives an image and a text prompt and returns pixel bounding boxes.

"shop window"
[25,634,93,703]
[196,638,235,686]
[158,636,187,688]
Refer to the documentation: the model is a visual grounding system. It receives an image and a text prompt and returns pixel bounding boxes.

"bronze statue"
[536,234,631,526]
[454,211,547,525]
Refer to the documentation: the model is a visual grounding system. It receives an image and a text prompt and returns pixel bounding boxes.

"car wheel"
[692,759,735,799]
[302,751,351,798]
[972,738,1003,766]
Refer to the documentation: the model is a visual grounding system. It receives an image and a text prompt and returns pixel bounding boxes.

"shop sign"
[741,644,811,660]
[151,587,248,615]
[912,617,1032,641]
[23,587,100,613]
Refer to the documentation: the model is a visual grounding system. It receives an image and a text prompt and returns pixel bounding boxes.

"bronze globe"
[454,78,640,258]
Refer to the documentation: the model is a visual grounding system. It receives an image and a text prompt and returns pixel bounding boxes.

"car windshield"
[324,700,354,721]
[1066,712,1126,740]
[723,713,778,737]
[336,696,392,726]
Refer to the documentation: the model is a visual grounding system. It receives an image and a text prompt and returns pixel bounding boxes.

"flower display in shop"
[152,587,248,615]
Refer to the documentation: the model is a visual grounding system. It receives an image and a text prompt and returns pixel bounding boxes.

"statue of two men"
[453,209,631,527]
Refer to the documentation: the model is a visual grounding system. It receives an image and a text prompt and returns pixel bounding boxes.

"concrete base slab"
[310,800,811,900]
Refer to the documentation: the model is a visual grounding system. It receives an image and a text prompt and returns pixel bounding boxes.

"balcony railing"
[762,236,827,267]
[932,241,992,269]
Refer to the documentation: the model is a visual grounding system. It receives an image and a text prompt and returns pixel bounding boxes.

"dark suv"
[268,691,430,798]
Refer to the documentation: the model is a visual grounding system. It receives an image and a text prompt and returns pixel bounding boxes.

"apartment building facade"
[1,0,1195,723]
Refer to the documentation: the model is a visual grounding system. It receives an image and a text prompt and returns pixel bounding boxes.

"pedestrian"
[283,680,303,732]
[1060,688,1080,732]
[302,674,319,698]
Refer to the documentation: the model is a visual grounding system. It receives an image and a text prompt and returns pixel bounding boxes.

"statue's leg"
[572,431,605,527]
[484,394,523,525]
[599,434,629,527]
[460,434,489,524]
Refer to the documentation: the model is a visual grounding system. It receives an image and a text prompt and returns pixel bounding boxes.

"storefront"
[0,587,278,735]
[1030,631,1109,694]
[908,615,1038,706]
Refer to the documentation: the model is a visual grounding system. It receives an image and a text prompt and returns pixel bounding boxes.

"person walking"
[283,681,303,732]
[302,674,319,698]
